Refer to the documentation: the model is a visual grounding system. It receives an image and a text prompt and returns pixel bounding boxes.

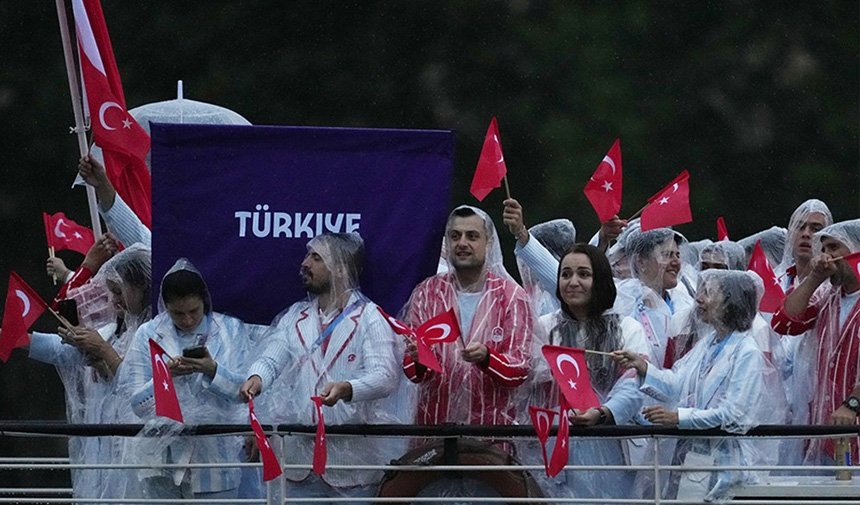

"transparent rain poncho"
[607,218,642,279]
[639,270,784,502]
[781,219,860,466]
[614,227,692,366]
[27,245,153,502]
[400,205,535,426]
[737,226,786,269]
[519,245,648,502]
[250,233,404,491]
[775,199,833,289]
[119,259,259,498]
[515,218,577,316]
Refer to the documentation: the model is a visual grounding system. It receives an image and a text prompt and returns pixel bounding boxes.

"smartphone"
[57,299,79,326]
[182,345,206,359]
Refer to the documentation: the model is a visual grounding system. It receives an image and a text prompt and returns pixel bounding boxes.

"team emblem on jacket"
[348,353,357,362]
[491,326,504,342]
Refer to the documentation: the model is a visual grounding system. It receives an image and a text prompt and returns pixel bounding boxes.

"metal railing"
[0,422,858,504]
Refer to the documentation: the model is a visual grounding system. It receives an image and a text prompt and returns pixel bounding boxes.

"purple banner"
[151,124,454,324]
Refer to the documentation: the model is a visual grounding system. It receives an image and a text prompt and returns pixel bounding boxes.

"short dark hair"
[447,206,491,239]
[556,243,617,319]
[161,270,210,312]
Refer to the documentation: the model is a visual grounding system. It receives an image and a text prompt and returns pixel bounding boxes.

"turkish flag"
[415,308,461,345]
[249,399,282,481]
[72,0,152,227]
[529,406,557,476]
[43,212,95,255]
[0,272,48,362]
[541,345,600,411]
[148,339,183,423]
[583,138,622,223]
[377,306,443,372]
[547,398,570,478]
[640,170,692,232]
[747,240,785,313]
[842,252,860,285]
[470,116,508,201]
[717,217,730,241]
[311,396,327,474]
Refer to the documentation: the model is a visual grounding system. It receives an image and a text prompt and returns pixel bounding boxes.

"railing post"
[653,436,661,505]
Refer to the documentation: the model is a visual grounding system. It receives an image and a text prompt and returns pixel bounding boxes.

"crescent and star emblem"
[493,135,504,163]
[536,411,550,435]
[672,183,679,193]
[153,352,171,391]
[98,101,126,131]
[54,219,68,239]
[423,323,451,343]
[15,290,31,317]
[601,155,616,175]
[556,353,581,390]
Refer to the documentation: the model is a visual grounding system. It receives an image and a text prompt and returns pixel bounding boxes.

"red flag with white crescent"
[528,406,557,476]
[716,217,730,241]
[376,306,443,372]
[71,0,152,227]
[640,170,692,232]
[416,308,460,345]
[842,252,860,285]
[747,240,785,313]
[148,339,183,423]
[547,397,570,478]
[583,138,622,223]
[249,399,282,481]
[0,272,48,362]
[311,396,327,474]
[43,212,95,255]
[541,345,600,411]
[470,116,508,201]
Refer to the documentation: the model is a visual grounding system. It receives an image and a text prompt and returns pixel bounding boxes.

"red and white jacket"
[402,272,534,426]
[772,282,860,463]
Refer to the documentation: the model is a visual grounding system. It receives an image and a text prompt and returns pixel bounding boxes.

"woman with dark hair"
[527,243,649,501]
[614,269,778,502]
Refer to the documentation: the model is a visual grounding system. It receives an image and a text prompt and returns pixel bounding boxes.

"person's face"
[558,252,594,316]
[637,238,681,291]
[695,280,724,325]
[792,212,827,263]
[821,236,854,286]
[610,251,631,279]
[300,248,332,295]
[107,280,126,313]
[699,251,729,272]
[166,295,205,333]
[447,215,488,272]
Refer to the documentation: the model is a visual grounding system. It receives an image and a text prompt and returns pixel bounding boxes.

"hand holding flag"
[148,339,183,423]
[584,139,623,223]
[0,273,49,362]
[470,117,509,201]
[638,170,692,232]
[249,399,282,481]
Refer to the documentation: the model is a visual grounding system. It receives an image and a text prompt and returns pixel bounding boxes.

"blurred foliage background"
[0,0,857,487]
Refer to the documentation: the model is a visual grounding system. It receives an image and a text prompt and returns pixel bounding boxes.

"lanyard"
[698,333,732,381]
[314,301,361,348]
[663,293,675,314]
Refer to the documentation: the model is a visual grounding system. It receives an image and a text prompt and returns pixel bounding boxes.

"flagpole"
[55,0,103,240]
[48,247,57,285]
[503,175,512,200]
[583,349,614,357]
[626,202,649,222]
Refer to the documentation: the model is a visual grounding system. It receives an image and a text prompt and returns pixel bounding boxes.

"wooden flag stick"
[827,256,845,262]
[627,202,649,222]
[503,175,512,200]
[48,246,57,286]
[584,349,614,357]
[47,308,76,335]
